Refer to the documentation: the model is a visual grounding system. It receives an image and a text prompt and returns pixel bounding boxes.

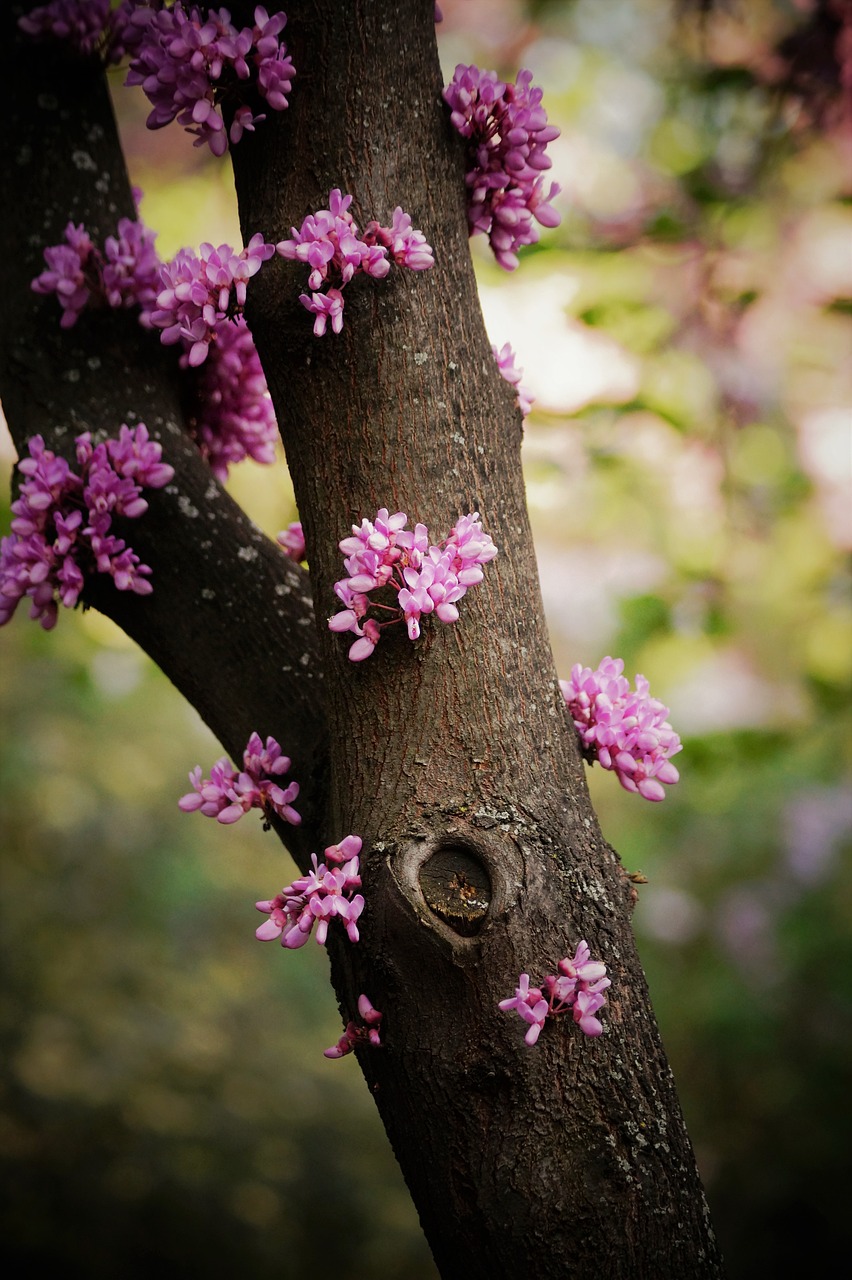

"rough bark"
[0,3,724,1277]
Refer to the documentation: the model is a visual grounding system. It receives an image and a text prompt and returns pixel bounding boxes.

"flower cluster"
[255,834,364,948]
[500,941,610,1046]
[151,233,275,366]
[0,426,173,630]
[493,341,533,418]
[277,521,305,561]
[276,189,434,336]
[328,508,497,661]
[186,316,278,479]
[32,204,278,481]
[324,994,383,1059]
[17,0,135,60]
[125,4,295,155]
[443,64,561,270]
[31,214,161,330]
[178,732,301,826]
[560,657,682,802]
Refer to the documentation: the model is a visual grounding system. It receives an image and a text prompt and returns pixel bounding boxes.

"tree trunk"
[0,3,724,1276]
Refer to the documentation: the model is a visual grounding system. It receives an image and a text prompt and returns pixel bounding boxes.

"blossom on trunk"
[178,732,301,826]
[328,508,497,660]
[277,189,433,335]
[0,426,173,630]
[324,994,383,1059]
[560,657,682,801]
[443,64,561,270]
[500,942,611,1044]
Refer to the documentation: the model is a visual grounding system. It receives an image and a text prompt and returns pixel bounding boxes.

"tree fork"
[0,3,724,1275]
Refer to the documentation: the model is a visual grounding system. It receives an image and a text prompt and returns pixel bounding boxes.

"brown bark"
[0,3,724,1276]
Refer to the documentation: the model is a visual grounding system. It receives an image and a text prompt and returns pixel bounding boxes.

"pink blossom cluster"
[178,732,301,826]
[125,4,295,155]
[255,834,365,949]
[0,426,173,630]
[151,233,274,366]
[276,189,434,336]
[17,0,136,60]
[31,215,161,330]
[276,521,305,561]
[328,508,498,661]
[186,316,278,479]
[443,64,561,271]
[499,941,611,1046]
[492,341,534,417]
[32,205,278,481]
[324,994,383,1059]
[560,657,682,802]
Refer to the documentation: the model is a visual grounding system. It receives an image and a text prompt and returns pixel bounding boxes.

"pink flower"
[443,64,561,269]
[0,427,173,631]
[324,994,383,1059]
[178,732,301,826]
[152,235,275,365]
[492,341,534,418]
[277,521,306,562]
[186,316,278,480]
[501,942,610,1045]
[125,3,295,154]
[560,658,682,802]
[327,509,497,660]
[255,835,365,950]
[498,974,549,1046]
[278,190,433,335]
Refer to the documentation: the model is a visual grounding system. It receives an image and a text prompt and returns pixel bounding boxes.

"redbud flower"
[277,190,433,335]
[560,657,682,802]
[443,64,561,270]
[255,835,365,949]
[0,427,173,631]
[151,234,275,366]
[324,994,383,1059]
[327,509,497,660]
[493,342,534,418]
[500,941,611,1045]
[32,207,160,330]
[186,316,278,479]
[125,4,295,155]
[179,732,301,826]
[276,521,306,562]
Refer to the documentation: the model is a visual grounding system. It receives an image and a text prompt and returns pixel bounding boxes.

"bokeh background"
[1,1,850,1276]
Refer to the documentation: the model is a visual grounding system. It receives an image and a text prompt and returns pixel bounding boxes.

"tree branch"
[0,8,328,859]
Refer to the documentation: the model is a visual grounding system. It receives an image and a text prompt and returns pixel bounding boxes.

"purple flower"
[19,0,114,57]
[501,942,610,1046]
[327,509,496,660]
[443,64,561,269]
[498,974,549,1046]
[179,731,301,826]
[324,994,383,1059]
[32,208,162,329]
[125,4,295,154]
[31,223,97,328]
[493,341,534,418]
[185,316,278,480]
[0,427,173,631]
[255,834,365,950]
[560,658,682,801]
[277,190,433,335]
[276,520,305,562]
[151,234,275,365]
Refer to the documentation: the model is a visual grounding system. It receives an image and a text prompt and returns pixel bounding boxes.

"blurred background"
[1,1,850,1275]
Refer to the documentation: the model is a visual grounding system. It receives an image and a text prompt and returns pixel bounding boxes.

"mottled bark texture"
[0,3,724,1276]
